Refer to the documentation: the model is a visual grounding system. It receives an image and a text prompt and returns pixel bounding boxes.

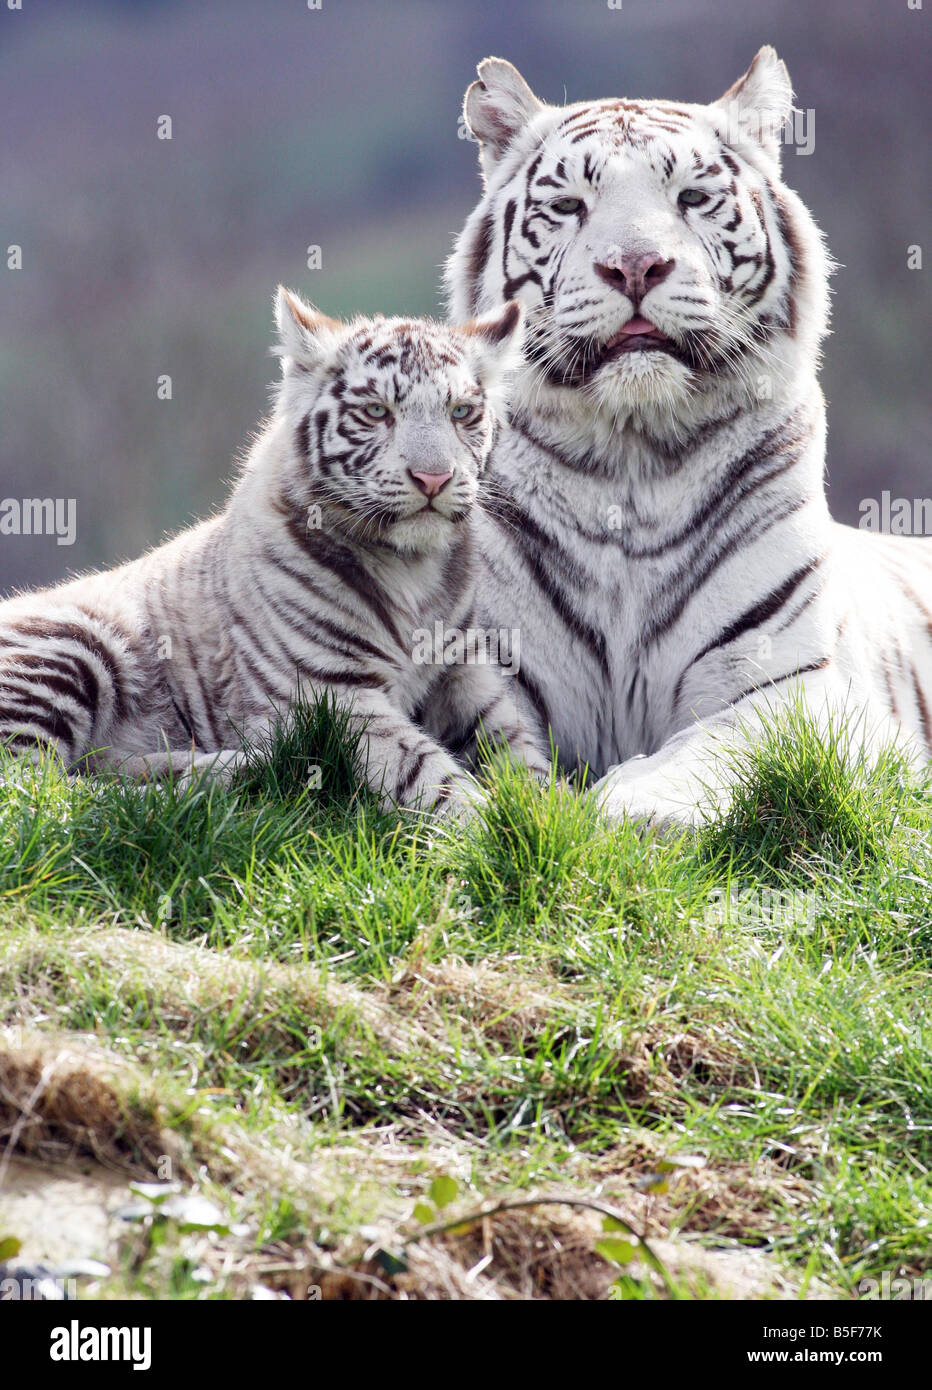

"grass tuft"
[699,699,922,876]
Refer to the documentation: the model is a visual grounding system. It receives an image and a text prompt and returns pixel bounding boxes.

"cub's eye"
[451,402,478,421]
[551,196,585,216]
[363,403,390,420]
[679,188,710,208]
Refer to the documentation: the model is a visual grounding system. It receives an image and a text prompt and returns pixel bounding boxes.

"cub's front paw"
[433,774,489,823]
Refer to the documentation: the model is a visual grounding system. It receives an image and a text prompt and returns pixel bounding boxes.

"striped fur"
[446,50,932,826]
[0,291,548,814]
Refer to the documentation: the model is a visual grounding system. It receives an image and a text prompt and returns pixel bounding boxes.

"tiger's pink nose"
[409,469,453,498]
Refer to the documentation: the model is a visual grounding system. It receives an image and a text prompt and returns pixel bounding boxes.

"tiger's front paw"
[174,749,246,791]
[396,771,486,825]
[590,762,704,833]
[527,753,556,786]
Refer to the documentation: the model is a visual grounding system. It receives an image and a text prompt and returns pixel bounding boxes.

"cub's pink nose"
[409,469,453,498]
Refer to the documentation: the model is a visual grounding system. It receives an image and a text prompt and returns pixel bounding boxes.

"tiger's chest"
[389,605,475,714]
[528,538,675,773]
[477,450,693,773]
[353,563,478,718]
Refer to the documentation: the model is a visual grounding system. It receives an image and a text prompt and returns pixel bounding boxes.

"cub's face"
[448,49,829,431]
[275,294,521,554]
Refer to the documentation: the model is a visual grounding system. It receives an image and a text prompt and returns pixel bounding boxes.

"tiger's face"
[447,49,830,436]
[274,292,521,554]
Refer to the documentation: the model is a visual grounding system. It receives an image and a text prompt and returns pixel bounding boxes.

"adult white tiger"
[447,48,932,827]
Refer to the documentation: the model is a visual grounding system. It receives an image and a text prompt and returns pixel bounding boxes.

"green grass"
[1,696,930,1300]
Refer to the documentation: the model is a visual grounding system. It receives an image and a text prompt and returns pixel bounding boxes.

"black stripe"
[881,662,901,721]
[234,643,290,703]
[467,211,495,313]
[252,572,389,667]
[724,657,832,712]
[892,573,932,645]
[679,559,824,682]
[770,579,823,637]
[395,747,431,799]
[428,775,455,810]
[302,666,386,689]
[484,488,609,680]
[473,694,507,732]
[1,732,54,755]
[230,594,311,682]
[512,666,551,743]
[8,617,128,720]
[642,490,809,649]
[295,413,312,463]
[771,188,802,336]
[165,620,221,748]
[912,667,932,750]
[0,699,74,746]
[8,651,100,713]
[284,519,404,649]
[261,547,363,629]
[0,670,91,710]
[234,600,385,694]
[169,692,195,743]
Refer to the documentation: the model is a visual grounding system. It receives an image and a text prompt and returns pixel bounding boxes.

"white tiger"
[446,48,932,827]
[0,290,549,813]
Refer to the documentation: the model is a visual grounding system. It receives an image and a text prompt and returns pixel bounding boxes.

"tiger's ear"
[457,299,524,383]
[464,58,543,178]
[713,46,793,167]
[274,286,340,368]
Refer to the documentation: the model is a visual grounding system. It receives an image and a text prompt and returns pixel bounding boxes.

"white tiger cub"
[0,291,549,813]
[447,49,932,827]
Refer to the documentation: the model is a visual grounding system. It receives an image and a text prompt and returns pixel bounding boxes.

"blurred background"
[1,0,928,593]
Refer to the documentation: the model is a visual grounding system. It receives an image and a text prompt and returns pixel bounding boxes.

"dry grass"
[0,931,816,1301]
[0,1027,189,1177]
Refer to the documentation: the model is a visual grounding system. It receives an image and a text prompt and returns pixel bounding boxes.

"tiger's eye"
[552,196,584,215]
[364,403,390,419]
[451,403,476,420]
[679,188,710,208]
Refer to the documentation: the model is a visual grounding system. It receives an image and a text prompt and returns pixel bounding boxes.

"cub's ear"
[713,46,793,167]
[457,299,524,383]
[274,286,340,367]
[464,57,543,178]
